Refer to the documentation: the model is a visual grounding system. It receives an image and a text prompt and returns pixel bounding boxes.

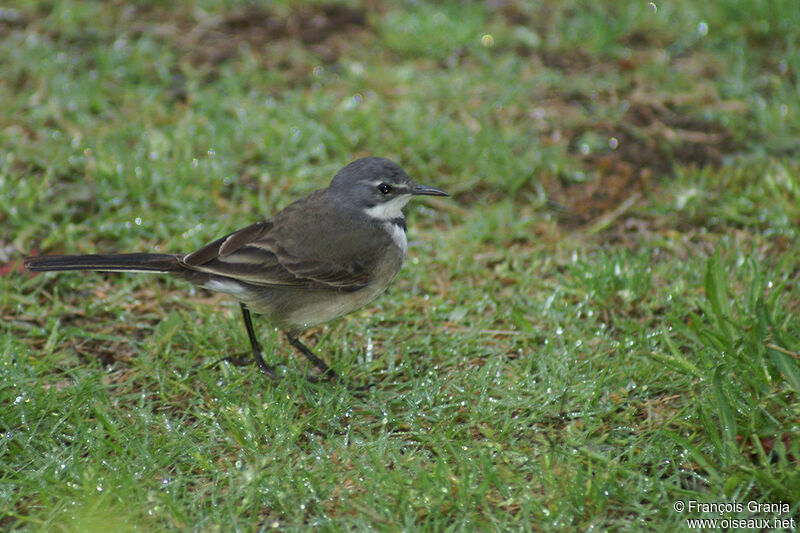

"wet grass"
[1,0,799,530]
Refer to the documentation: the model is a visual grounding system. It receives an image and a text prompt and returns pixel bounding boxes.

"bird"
[24,157,448,382]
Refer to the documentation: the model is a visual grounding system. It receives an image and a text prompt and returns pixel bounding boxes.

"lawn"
[1,0,799,531]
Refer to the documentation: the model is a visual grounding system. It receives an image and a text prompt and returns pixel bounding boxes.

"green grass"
[2,0,799,530]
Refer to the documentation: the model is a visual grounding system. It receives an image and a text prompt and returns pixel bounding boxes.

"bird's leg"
[286,333,340,382]
[238,304,279,379]
[286,334,377,391]
[209,305,278,379]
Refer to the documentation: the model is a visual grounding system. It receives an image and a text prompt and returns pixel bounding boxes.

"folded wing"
[181,220,372,291]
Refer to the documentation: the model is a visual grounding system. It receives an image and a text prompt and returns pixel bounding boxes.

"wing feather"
[180,217,374,291]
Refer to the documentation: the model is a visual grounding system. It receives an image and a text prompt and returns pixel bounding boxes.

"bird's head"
[329,157,448,220]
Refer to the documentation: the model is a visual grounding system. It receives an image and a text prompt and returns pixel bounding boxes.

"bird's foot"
[208,354,280,380]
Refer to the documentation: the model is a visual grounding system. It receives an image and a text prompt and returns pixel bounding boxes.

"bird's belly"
[284,284,389,330]
[233,251,404,334]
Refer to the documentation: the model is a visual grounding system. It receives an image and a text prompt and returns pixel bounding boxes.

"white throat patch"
[364,195,412,220]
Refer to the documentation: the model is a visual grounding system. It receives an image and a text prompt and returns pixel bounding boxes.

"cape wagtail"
[25,157,448,381]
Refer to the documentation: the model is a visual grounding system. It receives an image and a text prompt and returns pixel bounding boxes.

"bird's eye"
[378,183,392,194]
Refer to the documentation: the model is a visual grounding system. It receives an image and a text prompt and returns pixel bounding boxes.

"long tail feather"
[24,253,183,273]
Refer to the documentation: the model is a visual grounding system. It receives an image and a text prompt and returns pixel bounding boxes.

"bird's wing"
[181,218,374,291]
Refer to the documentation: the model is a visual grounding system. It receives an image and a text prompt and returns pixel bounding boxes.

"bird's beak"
[411,184,449,197]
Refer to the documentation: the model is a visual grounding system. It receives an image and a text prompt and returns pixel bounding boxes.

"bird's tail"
[25,253,183,273]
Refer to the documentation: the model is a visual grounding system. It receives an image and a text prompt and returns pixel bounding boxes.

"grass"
[1,0,799,530]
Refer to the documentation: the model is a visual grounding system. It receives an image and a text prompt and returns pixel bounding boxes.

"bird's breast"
[384,220,408,256]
